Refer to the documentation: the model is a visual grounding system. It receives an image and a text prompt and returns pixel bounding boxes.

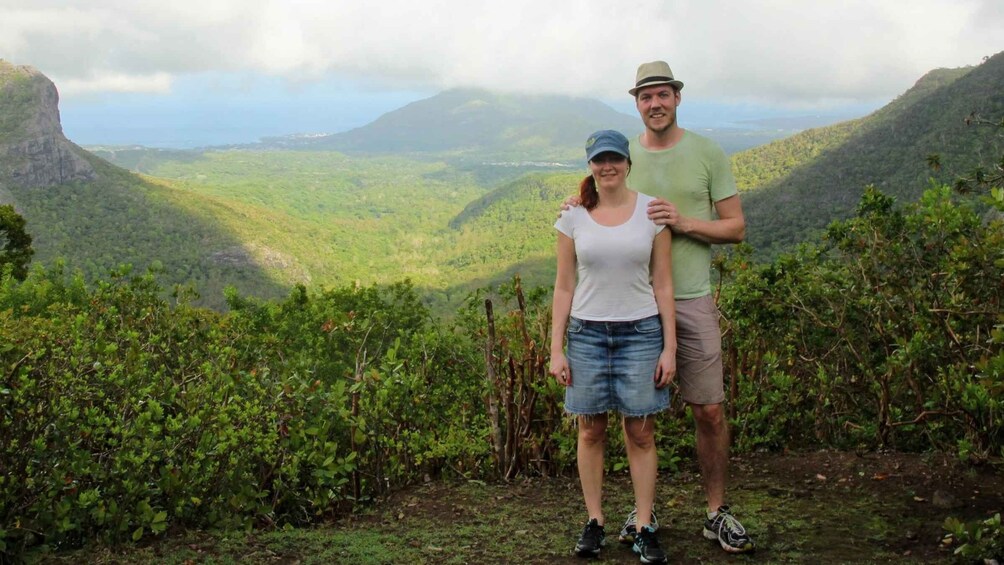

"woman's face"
[589,152,629,190]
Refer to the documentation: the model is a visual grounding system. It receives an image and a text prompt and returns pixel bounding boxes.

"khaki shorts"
[675,294,725,405]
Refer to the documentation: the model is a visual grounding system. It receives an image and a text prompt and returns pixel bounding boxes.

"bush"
[0,269,489,557]
[719,185,1003,455]
[944,513,1004,562]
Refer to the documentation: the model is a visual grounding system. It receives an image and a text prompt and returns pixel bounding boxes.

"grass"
[28,451,1002,564]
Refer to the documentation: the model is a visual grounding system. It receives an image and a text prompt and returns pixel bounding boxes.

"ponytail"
[579,174,598,210]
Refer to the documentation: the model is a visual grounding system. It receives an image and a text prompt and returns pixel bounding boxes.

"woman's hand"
[549,352,572,387]
[654,349,676,389]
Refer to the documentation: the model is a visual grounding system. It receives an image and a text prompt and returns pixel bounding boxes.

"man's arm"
[646,194,745,244]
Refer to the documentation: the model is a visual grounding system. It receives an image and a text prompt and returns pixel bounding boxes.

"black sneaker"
[632,525,667,564]
[703,505,755,553]
[618,505,660,543]
[574,518,605,558]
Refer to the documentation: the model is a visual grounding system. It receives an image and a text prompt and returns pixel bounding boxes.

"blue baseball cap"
[585,130,630,163]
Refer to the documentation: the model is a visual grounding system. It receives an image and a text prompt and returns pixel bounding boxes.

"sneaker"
[574,518,605,558]
[703,505,755,553]
[618,505,660,543]
[632,525,667,564]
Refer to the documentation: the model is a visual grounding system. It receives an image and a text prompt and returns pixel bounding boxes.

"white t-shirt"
[554,192,665,321]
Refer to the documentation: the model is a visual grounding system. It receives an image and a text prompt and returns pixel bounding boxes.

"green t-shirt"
[628,130,737,299]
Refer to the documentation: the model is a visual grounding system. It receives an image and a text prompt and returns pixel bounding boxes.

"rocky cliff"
[0,60,96,188]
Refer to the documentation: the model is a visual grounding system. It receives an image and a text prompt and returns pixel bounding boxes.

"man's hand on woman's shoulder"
[557,195,582,218]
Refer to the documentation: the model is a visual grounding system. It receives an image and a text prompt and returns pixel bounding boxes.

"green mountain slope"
[0,61,288,307]
[111,149,573,310]
[736,52,1004,254]
[732,119,864,191]
[441,171,580,289]
[128,150,488,290]
[6,156,291,307]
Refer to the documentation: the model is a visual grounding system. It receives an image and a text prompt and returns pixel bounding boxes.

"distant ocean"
[63,123,282,149]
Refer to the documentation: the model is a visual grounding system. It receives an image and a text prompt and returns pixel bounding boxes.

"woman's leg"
[623,416,657,528]
[578,413,609,523]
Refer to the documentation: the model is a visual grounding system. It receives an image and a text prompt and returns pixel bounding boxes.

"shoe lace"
[582,521,604,543]
[625,506,658,529]
[625,507,638,526]
[713,509,747,538]
[636,526,660,549]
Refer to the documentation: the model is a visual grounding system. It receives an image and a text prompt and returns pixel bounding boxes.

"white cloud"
[58,72,173,95]
[0,0,999,107]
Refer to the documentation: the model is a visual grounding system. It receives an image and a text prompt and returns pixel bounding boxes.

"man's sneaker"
[618,505,659,543]
[574,518,605,558]
[703,505,755,553]
[632,525,668,564]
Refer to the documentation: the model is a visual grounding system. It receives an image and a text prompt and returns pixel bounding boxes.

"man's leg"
[693,400,754,554]
[675,295,754,553]
[674,295,728,511]
[690,402,728,511]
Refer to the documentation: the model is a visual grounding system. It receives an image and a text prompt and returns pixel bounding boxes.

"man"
[567,61,755,554]
[628,60,753,554]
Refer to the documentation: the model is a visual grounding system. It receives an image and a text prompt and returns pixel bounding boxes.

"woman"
[550,130,675,563]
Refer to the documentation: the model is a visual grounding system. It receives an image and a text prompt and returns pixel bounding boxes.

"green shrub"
[944,513,1004,562]
[719,185,1003,454]
[0,268,489,558]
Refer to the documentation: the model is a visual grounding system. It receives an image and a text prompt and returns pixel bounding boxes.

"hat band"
[635,75,674,88]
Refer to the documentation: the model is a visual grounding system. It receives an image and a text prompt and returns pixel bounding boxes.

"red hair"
[579,175,598,211]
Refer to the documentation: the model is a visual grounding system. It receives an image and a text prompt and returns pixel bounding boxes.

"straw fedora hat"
[629,61,685,96]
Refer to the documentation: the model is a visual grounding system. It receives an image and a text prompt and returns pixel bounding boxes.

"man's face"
[635,84,681,134]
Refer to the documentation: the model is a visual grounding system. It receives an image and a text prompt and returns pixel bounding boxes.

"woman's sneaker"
[618,506,660,543]
[574,518,606,558]
[703,506,755,553]
[632,525,667,564]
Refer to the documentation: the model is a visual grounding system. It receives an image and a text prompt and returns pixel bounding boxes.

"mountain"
[735,52,1004,254]
[266,88,642,160]
[0,61,288,308]
[0,60,96,188]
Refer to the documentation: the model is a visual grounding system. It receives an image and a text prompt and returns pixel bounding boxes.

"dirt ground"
[34,450,1004,564]
[340,450,1004,564]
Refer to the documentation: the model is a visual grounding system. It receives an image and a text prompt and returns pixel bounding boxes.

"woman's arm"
[650,229,677,388]
[549,232,576,386]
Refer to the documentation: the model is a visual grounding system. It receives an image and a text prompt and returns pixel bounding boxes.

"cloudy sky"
[2,0,1001,147]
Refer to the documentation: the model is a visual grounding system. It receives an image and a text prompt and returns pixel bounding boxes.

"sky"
[2,0,1001,148]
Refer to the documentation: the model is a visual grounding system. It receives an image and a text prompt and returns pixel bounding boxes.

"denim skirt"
[564,314,670,417]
